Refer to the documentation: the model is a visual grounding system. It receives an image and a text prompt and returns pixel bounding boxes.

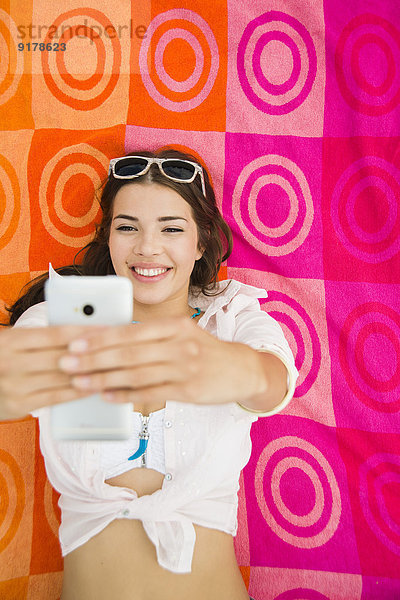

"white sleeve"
[13,302,49,417]
[13,302,49,328]
[232,299,299,417]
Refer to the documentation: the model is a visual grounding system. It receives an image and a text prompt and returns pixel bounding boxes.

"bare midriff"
[60,401,250,600]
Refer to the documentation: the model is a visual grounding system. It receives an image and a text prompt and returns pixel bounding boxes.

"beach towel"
[0,1,399,598]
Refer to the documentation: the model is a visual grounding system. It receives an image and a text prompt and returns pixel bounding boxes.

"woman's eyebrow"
[113,214,188,222]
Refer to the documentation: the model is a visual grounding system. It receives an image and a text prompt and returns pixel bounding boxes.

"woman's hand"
[58,317,268,408]
[0,325,106,420]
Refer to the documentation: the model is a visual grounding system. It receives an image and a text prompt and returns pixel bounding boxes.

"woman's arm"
[230,344,289,413]
[58,317,293,413]
[0,324,104,420]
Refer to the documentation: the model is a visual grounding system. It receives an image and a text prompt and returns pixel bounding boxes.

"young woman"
[1,148,298,600]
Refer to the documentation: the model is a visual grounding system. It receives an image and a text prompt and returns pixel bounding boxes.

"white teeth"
[134,267,169,277]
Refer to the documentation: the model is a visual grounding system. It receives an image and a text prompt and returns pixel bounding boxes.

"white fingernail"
[69,339,88,353]
[59,356,79,371]
[72,376,91,389]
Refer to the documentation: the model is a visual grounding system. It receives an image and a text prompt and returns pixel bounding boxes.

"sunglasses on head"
[108,155,206,197]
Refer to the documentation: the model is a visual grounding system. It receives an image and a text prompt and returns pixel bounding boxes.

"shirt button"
[165,473,173,481]
[165,420,172,428]
[122,509,129,517]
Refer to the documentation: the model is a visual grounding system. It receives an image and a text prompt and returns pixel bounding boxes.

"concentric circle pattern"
[139,9,219,112]
[232,155,314,256]
[41,8,121,110]
[339,302,400,412]
[237,11,317,114]
[359,453,400,556]
[260,291,320,397]
[335,13,400,115]
[255,436,341,548]
[0,154,21,251]
[0,449,25,553]
[0,9,24,107]
[44,479,61,538]
[38,144,108,247]
[275,590,329,600]
[331,156,400,263]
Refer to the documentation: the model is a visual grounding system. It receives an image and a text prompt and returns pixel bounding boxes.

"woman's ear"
[195,245,205,261]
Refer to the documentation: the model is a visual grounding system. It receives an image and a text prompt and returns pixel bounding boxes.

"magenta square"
[223,133,323,279]
[337,428,400,578]
[361,576,400,599]
[325,280,400,433]
[322,136,400,284]
[244,415,360,573]
[324,0,400,136]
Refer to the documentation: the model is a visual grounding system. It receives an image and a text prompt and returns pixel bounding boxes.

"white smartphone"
[45,275,134,441]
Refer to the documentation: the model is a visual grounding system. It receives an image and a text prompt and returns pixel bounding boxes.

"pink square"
[324,1,400,136]
[243,416,360,573]
[325,280,400,433]
[337,428,400,578]
[322,137,400,284]
[228,268,335,427]
[224,133,323,279]
[226,0,325,137]
[124,126,226,210]
[234,472,251,565]
[249,567,362,600]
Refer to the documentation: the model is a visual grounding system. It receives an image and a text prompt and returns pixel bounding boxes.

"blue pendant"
[128,438,148,460]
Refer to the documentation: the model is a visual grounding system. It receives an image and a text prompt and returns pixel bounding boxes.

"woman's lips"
[130,267,172,283]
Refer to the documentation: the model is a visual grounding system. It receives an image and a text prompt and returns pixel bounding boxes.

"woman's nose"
[133,231,163,255]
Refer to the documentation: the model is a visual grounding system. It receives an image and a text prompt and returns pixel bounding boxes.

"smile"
[130,267,172,282]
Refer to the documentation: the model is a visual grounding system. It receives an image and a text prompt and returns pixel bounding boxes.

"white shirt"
[99,408,167,478]
[14,278,298,573]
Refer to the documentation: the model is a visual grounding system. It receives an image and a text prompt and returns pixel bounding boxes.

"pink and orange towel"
[1,1,400,598]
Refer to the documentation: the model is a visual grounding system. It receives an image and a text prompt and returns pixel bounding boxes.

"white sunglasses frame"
[108,156,206,197]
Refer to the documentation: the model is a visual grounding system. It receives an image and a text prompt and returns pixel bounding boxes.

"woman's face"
[108,182,202,317]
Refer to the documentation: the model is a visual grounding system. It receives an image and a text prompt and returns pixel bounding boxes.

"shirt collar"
[189,279,268,321]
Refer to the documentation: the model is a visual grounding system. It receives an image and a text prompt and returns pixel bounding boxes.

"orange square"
[0,131,33,275]
[0,576,29,600]
[0,419,36,581]
[27,572,63,600]
[30,1,136,128]
[0,272,32,325]
[128,0,227,131]
[30,421,62,575]
[27,125,125,271]
[0,3,35,130]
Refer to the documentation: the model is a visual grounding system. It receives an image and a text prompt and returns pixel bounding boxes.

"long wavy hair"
[4,147,233,326]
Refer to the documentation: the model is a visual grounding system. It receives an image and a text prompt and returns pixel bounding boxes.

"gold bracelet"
[236,350,296,417]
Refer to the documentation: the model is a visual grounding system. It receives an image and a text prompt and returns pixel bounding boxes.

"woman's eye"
[116,226,183,233]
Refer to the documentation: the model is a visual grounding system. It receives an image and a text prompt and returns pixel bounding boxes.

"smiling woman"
[2,147,298,600]
[108,182,203,321]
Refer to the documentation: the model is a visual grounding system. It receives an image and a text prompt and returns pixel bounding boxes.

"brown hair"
[4,147,233,326]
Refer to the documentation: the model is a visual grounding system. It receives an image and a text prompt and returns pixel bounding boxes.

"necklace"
[128,306,201,463]
[131,306,201,324]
